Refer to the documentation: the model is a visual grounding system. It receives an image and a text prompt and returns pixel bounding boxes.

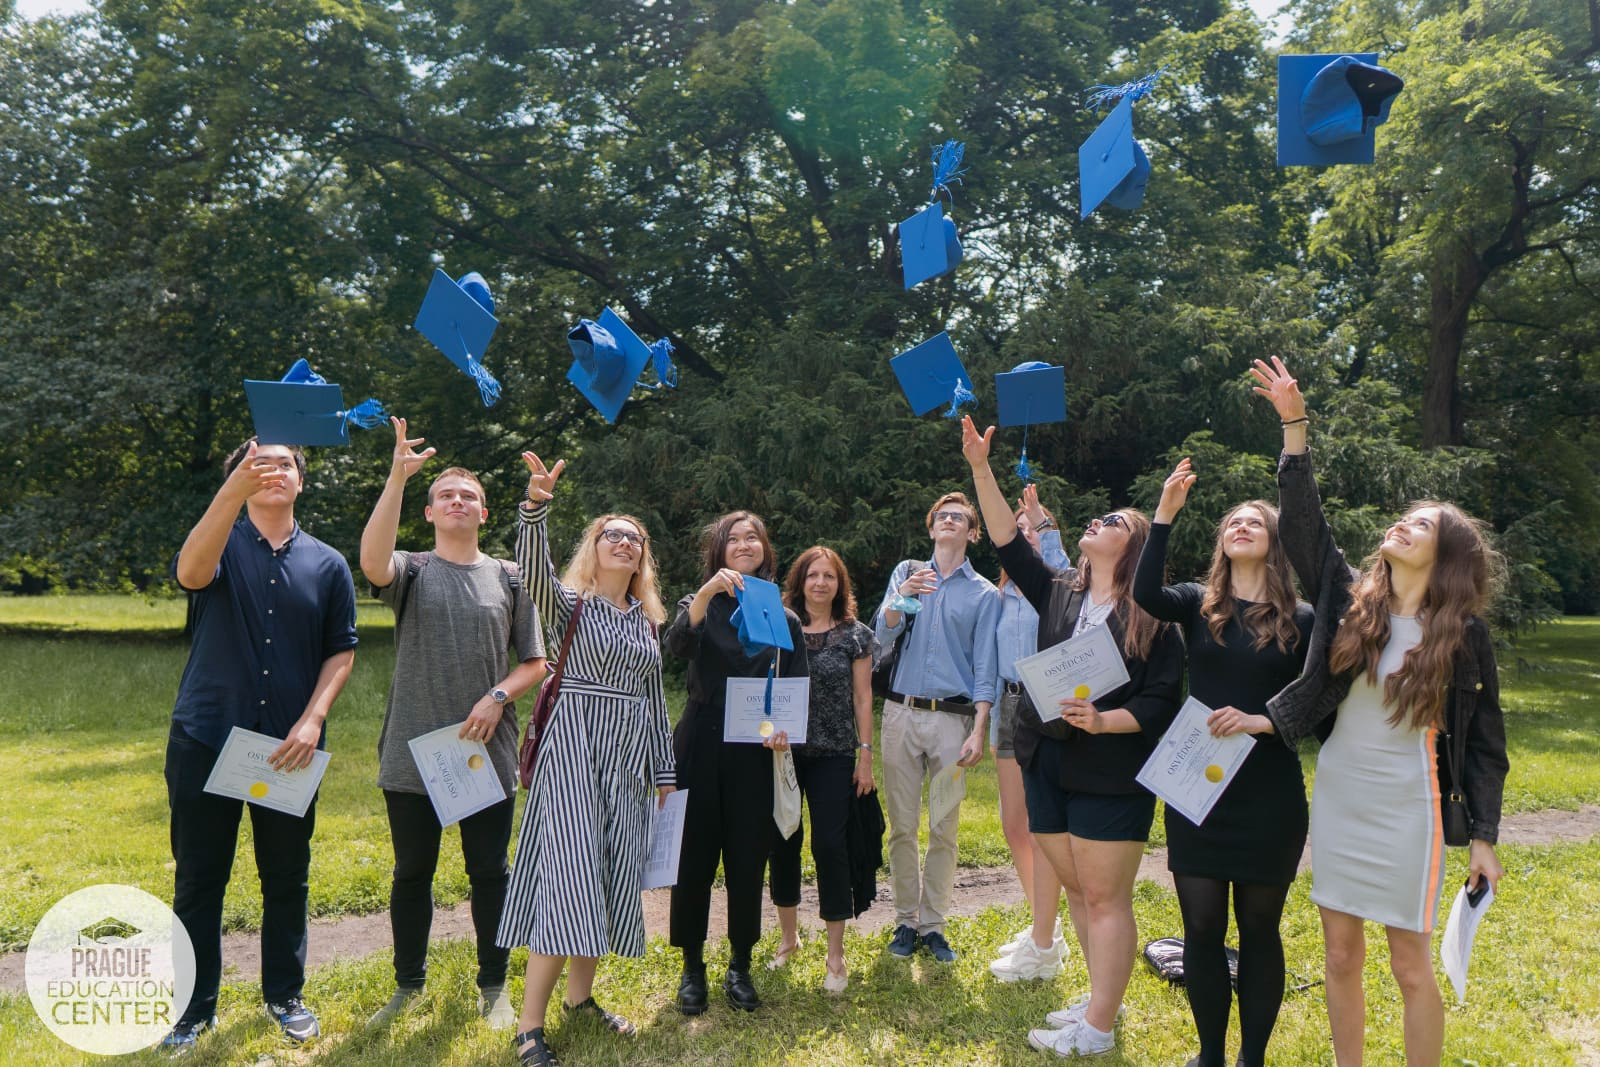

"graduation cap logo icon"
[566,307,677,424]
[1079,69,1165,219]
[729,576,793,658]
[78,917,142,945]
[1277,53,1404,167]
[994,360,1067,480]
[413,268,503,406]
[243,359,386,447]
[897,140,968,289]
[890,332,977,418]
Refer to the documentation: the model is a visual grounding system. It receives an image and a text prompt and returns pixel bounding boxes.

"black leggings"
[1173,875,1292,1067]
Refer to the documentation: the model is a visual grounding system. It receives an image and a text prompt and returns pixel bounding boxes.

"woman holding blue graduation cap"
[1132,459,1313,1067]
[665,512,808,1015]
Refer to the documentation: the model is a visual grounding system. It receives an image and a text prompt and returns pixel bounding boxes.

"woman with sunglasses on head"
[1251,357,1508,1067]
[1131,459,1313,1067]
[960,416,1183,1060]
[497,453,673,1067]
[766,546,876,993]
[665,511,807,1017]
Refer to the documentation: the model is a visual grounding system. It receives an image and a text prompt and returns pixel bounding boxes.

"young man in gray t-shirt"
[359,417,548,1029]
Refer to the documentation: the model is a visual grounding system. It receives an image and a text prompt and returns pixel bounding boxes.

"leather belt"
[888,691,974,714]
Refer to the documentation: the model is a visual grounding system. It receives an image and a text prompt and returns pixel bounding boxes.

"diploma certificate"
[642,789,690,890]
[1013,624,1131,725]
[407,723,507,827]
[928,763,967,828]
[1135,696,1255,825]
[202,726,330,818]
[722,677,810,744]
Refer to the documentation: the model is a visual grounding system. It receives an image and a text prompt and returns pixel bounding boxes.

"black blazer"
[1264,449,1509,844]
[995,537,1184,796]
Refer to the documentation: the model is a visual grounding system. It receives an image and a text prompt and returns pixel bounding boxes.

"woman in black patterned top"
[767,545,876,993]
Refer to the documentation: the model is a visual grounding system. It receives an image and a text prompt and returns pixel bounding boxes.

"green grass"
[0,591,393,635]
[2,841,1595,1064]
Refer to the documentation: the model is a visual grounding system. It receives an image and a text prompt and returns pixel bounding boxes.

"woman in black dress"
[664,511,807,1016]
[767,545,875,993]
[1131,457,1313,1067]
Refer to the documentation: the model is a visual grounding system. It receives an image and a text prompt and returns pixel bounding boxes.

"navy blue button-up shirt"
[172,519,358,751]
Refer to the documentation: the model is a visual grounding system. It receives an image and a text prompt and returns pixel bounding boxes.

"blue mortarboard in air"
[890,332,976,418]
[729,575,793,658]
[243,359,386,447]
[413,268,502,406]
[566,307,677,424]
[1277,54,1403,167]
[995,361,1067,481]
[897,140,968,289]
[1081,66,1173,219]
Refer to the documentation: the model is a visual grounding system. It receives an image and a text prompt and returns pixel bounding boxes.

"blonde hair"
[561,514,667,624]
[427,466,485,505]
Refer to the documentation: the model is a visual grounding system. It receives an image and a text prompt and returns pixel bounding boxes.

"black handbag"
[1440,690,1471,847]
[1141,938,1238,989]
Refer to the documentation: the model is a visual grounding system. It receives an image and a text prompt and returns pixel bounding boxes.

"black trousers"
[383,789,513,990]
[669,732,773,957]
[769,752,855,922]
[165,723,316,1023]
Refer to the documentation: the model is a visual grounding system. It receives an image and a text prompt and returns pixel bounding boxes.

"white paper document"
[642,789,690,890]
[928,763,967,828]
[202,725,330,818]
[407,723,507,827]
[1135,696,1255,825]
[723,677,810,744]
[1013,624,1132,725]
[1440,879,1495,1004]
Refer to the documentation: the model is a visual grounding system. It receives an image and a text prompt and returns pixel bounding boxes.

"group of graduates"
[162,357,1507,1067]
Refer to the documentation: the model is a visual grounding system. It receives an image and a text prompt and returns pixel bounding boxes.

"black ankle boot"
[676,966,708,1016]
[723,967,760,1012]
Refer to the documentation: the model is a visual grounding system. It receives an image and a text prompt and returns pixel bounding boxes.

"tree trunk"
[1422,250,1485,448]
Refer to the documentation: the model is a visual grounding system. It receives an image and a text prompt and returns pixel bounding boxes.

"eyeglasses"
[931,510,970,526]
[598,528,645,547]
[1090,514,1129,530]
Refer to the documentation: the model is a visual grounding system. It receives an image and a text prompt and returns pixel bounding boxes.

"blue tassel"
[1084,67,1168,111]
[467,360,501,407]
[1015,448,1035,482]
[943,377,976,419]
[929,139,969,203]
[646,337,678,390]
[341,397,387,431]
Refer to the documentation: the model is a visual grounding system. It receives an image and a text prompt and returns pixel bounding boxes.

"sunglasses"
[598,528,645,547]
[1089,514,1129,530]
[931,510,971,526]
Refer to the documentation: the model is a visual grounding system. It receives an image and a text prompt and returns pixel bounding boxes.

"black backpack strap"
[392,551,432,624]
[498,559,521,623]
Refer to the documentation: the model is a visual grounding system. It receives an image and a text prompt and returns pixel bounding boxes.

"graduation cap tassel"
[341,398,387,431]
[943,377,976,419]
[929,140,968,203]
[1015,426,1036,482]
[645,337,678,390]
[467,360,502,407]
[1083,67,1168,111]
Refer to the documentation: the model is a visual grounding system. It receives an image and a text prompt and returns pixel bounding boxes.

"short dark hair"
[223,438,308,482]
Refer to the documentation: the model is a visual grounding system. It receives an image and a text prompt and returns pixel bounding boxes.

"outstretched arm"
[516,451,577,634]
[1132,460,1199,623]
[175,442,288,590]
[961,416,1018,549]
[1250,358,1341,602]
[361,417,436,587]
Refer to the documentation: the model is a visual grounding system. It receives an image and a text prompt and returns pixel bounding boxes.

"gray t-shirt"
[376,550,546,795]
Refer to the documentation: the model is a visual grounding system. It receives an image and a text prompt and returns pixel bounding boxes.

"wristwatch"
[857,742,873,752]
[490,688,509,705]
[1035,518,1056,531]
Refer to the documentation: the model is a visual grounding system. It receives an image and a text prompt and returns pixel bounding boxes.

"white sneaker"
[1044,995,1124,1029]
[998,918,1064,957]
[1027,1020,1115,1057]
[989,935,1064,982]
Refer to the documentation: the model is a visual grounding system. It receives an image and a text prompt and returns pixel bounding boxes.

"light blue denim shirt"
[874,556,1001,705]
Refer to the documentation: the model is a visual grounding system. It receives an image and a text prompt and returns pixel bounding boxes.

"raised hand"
[522,451,567,502]
[1020,484,1048,531]
[1249,357,1307,422]
[389,416,436,481]
[224,441,287,502]
[1154,458,1197,524]
[960,415,995,468]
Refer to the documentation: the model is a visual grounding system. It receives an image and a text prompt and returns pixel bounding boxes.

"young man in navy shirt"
[163,439,358,1051]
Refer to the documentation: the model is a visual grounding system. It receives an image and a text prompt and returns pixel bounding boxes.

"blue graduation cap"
[890,332,976,418]
[897,140,968,289]
[243,359,386,447]
[729,575,793,657]
[1277,54,1403,167]
[566,307,671,424]
[994,361,1067,481]
[1080,96,1150,219]
[413,268,502,406]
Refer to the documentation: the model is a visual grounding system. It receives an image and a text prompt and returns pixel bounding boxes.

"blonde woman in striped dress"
[497,452,675,1067]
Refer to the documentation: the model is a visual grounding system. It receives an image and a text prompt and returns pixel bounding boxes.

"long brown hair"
[1198,501,1302,653]
[698,510,777,584]
[1327,501,1499,731]
[1073,508,1164,660]
[782,546,858,625]
[562,514,668,624]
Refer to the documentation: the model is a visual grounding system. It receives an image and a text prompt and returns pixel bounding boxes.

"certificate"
[642,789,689,890]
[722,677,810,744]
[202,726,329,818]
[1441,879,1495,1004]
[1135,696,1255,825]
[1013,624,1131,725]
[928,763,967,827]
[407,723,507,827]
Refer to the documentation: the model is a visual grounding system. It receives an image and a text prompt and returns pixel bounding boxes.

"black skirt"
[1164,739,1308,884]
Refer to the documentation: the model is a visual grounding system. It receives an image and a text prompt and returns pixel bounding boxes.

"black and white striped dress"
[496,502,675,958]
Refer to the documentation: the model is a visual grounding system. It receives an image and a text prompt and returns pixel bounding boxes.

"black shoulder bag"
[870,561,925,698]
[1440,692,1471,847]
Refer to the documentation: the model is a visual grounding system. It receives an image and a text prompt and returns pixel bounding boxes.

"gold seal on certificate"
[408,723,507,827]
[202,726,330,818]
[759,720,775,739]
[1135,696,1255,825]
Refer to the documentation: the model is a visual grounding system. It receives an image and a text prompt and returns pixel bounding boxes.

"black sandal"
[562,996,637,1035]
[513,1027,559,1066]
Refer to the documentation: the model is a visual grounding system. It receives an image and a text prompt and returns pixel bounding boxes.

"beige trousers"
[881,698,971,934]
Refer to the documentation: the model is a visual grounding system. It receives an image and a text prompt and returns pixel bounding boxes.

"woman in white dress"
[1251,359,1509,1067]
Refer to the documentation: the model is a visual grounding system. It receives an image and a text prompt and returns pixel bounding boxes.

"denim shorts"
[989,687,1023,759]
[1021,761,1157,842]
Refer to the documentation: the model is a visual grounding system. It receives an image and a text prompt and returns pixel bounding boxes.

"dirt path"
[4,805,1596,994]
